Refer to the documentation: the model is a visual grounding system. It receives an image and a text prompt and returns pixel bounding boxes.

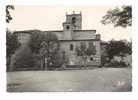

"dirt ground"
[7,68,132,92]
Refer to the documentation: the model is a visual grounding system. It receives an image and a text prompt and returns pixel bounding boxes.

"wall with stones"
[73,30,96,40]
[15,30,101,67]
[60,40,101,66]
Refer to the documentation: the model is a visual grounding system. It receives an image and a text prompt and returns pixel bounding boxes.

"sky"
[7,5,132,41]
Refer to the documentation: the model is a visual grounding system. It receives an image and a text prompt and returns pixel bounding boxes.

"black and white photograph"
[6,5,132,92]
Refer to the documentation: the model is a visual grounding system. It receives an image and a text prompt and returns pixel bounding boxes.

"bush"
[105,61,127,68]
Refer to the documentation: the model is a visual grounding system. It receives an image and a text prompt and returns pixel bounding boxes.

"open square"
[7,68,132,92]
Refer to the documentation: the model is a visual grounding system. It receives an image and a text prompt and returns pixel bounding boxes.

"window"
[70,44,74,51]
[90,57,93,61]
[72,17,76,24]
[66,25,70,30]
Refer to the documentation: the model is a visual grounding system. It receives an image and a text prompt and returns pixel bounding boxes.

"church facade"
[14,12,101,67]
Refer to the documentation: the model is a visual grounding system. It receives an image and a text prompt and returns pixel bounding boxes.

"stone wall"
[60,40,101,66]
[15,30,101,67]
[73,30,96,40]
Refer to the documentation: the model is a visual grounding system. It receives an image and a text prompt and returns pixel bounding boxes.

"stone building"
[14,12,101,67]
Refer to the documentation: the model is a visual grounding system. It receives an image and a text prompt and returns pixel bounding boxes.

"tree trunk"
[82,56,87,69]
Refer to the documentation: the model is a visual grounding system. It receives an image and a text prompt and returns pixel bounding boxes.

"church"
[14,11,101,68]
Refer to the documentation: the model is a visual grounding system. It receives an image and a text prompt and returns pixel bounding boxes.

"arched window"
[70,44,74,51]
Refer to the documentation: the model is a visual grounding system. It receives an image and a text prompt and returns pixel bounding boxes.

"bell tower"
[62,11,82,40]
[63,11,82,31]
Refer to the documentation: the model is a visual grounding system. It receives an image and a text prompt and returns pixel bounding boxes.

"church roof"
[13,30,41,34]
[59,38,100,42]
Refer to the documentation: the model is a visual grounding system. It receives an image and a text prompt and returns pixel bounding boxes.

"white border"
[6,0,132,5]
[0,0,137,100]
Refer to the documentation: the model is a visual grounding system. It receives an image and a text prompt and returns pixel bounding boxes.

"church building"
[14,11,101,68]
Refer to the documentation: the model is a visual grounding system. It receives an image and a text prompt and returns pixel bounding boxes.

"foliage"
[29,30,45,54]
[48,50,68,70]
[101,6,132,27]
[29,31,60,69]
[29,31,59,53]
[6,30,20,58]
[76,42,87,56]
[86,42,96,55]
[76,41,96,56]
[12,45,36,70]
[75,41,96,67]
[6,5,14,23]
[105,61,127,68]
[106,40,132,61]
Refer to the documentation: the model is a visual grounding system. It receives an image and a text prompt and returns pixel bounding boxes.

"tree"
[101,6,132,27]
[29,31,60,70]
[75,41,96,67]
[29,30,45,53]
[12,45,36,71]
[6,5,14,23]
[6,30,20,58]
[6,5,17,71]
[41,32,60,69]
[86,42,96,55]
[78,42,87,67]
[106,40,132,61]
[6,30,20,71]
[6,6,17,57]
